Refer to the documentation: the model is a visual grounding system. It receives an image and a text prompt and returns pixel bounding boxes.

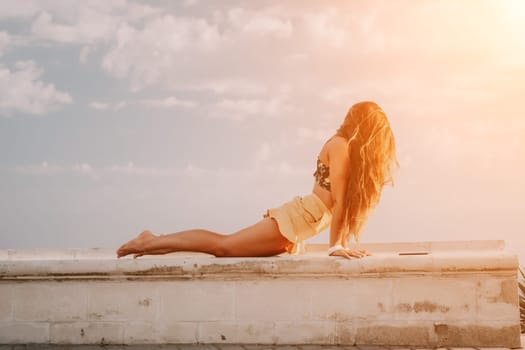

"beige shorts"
[263,193,332,254]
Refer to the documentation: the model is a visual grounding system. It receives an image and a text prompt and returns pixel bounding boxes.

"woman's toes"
[116,230,155,258]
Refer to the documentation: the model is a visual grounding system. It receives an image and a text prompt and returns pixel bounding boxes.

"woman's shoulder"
[325,135,349,165]
[319,135,347,164]
[326,135,347,151]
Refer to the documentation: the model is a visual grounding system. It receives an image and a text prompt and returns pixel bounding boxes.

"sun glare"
[491,0,525,58]
[500,0,525,26]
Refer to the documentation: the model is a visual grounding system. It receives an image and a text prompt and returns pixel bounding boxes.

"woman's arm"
[328,138,350,246]
[327,139,366,259]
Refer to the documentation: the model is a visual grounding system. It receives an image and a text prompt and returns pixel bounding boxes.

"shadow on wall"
[518,266,525,334]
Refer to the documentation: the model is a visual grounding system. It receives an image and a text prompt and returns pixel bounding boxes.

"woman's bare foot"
[117,230,155,258]
[132,248,172,259]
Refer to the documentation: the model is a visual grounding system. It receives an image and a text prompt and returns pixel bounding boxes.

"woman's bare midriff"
[312,183,333,211]
[311,135,338,211]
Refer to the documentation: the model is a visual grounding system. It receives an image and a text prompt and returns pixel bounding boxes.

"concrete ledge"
[0,241,518,281]
[0,241,521,347]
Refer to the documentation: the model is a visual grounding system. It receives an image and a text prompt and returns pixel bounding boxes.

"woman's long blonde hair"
[335,101,399,244]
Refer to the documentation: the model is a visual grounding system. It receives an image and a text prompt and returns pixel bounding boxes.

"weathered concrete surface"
[0,343,523,350]
[0,241,521,347]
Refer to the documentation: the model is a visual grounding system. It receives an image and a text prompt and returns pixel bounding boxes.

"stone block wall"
[0,241,521,347]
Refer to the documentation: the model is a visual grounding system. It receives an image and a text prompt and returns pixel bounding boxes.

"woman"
[117,101,399,259]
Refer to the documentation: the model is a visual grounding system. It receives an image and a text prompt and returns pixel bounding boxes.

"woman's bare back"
[312,135,348,212]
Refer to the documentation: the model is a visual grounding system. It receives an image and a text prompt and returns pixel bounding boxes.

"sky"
[0,0,524,261]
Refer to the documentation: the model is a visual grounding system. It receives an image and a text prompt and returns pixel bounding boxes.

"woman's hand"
[328,247,367,259]
[328,244,372,259]
[356,249,372,256]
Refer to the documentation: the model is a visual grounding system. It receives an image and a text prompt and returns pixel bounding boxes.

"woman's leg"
[116,218,292,258]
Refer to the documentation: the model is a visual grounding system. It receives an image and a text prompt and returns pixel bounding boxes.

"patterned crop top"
[313,158,331,192]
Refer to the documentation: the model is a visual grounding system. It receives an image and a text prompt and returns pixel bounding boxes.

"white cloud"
[296,127,333,143]
[195,79,267,96]
[3,1,525,125]
[183,0,199,7]
[12,160,309,179]
[89,101,109,110]
[0,32,10,57]
[72,163,96,175]
[107,162,181,177]
[139,96,195,109]
[93,2,524,101]
[13,161,179,178]
[88,96,195,111]
[31,11,89,44]
[303,9,346,48]
[102,16,221,91]
[0,1,40,19]
[214,98,261,119]
[211,96,298,121]
[89,95,298,121]
[183,163,207,177]
[25,1,160,45]
[4,1,524,105]
[0,61,72,116]
[14,161,97,178]
[100,6,301,93]
[79,45,92,64]
[12,161,210,179]
[227,7,293,38]
[322,86,357,103]
[107,162,207,178]
[114,101,128,110]
[253,143,271,168]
